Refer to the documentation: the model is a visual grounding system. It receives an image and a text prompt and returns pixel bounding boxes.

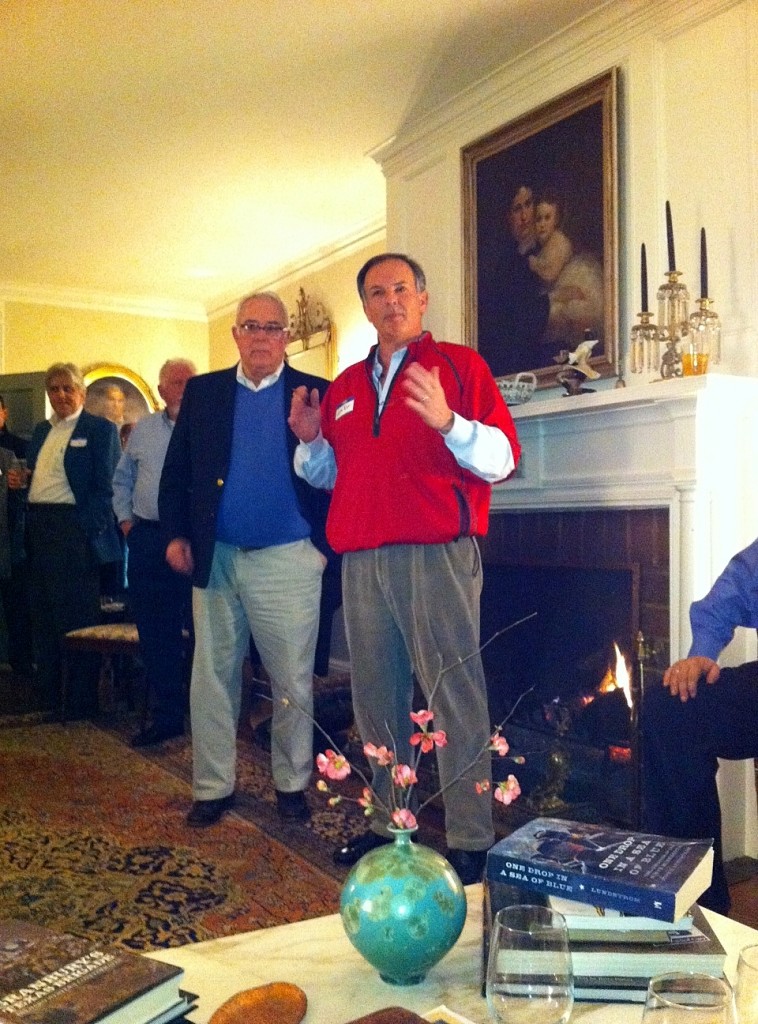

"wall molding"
[0,282,207,323]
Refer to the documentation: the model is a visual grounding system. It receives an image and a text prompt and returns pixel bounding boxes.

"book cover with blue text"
[486,817,713,922]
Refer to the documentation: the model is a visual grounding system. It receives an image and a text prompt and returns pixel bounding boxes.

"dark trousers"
[0,561,33,674]
[641,661,758,914]
[127,519,191,733]
[26,503,101,714]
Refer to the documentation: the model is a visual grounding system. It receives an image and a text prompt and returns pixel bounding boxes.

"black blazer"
[158,364,333,588]
[27,409,122,564]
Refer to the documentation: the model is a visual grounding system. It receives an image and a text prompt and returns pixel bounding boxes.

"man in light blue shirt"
[642,536,758,915]
[112,358,196,746]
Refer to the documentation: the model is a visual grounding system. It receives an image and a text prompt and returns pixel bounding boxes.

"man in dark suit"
[159,291,332,827]
[26,362,121,715]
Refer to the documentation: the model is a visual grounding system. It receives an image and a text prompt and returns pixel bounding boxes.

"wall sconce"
[286,287,336,378]
[287,287,333,354]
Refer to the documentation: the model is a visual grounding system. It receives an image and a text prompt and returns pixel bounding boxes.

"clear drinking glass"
[641,972,735,1024]
[734,943,758,1022]
[485,903,573,1024]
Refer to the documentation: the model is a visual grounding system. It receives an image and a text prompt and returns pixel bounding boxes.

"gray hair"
[235,290,289,329]
[158,358,197,385]
[356,253,427,302]
[45,362,85,391]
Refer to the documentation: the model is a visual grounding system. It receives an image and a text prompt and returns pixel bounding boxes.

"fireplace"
[488,376,758,860]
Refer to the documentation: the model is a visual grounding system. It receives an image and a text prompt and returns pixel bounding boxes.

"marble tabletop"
[148,886,758,1024]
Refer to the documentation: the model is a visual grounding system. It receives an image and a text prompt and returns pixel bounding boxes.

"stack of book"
[0,919,196,1024]
[483,816,724,1003]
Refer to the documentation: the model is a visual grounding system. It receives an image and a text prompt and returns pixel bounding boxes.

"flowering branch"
[275,611,536,830]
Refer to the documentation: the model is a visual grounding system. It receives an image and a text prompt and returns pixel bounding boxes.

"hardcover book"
[486,816,713,922]
[547,895,695,943]
[565,904,726,979]
[0,919,189,1024]
[482,883,725,1003]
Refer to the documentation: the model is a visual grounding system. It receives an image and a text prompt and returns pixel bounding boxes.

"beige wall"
[2,300,208,404]
[207,238,386,378]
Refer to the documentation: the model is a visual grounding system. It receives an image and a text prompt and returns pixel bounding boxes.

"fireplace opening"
[477,508,669,827]
[480,562,638,736]
[479,561,641,826]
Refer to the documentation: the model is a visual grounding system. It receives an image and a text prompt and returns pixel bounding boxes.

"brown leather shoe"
[186,793,235,827]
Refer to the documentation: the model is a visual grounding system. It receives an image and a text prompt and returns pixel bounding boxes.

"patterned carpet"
[0,718,342,951]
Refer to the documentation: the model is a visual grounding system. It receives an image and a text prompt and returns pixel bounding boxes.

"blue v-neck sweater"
[215,379,310,549]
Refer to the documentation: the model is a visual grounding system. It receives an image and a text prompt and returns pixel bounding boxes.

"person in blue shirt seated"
[642,536,758,915]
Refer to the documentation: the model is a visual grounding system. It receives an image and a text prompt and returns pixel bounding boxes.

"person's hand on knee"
[662,655,720,701]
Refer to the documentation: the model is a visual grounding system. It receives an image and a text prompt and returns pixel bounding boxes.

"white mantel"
[491,374,758,862]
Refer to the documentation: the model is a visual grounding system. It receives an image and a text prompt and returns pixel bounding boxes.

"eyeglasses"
[236,321,287,335]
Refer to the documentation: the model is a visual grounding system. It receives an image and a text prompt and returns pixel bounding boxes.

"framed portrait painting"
[462,69,618,388]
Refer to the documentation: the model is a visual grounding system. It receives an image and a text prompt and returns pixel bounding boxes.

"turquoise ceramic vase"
[339,827,467,985]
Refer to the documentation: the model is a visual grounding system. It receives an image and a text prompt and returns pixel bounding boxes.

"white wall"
[374,0,758,389]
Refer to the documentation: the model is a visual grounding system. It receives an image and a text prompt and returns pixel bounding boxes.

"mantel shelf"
[509,373,758,422]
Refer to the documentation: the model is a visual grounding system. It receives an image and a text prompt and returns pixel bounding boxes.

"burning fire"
[597,643,632,709]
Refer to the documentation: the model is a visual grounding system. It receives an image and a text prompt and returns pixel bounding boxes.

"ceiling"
[1,0,607,316]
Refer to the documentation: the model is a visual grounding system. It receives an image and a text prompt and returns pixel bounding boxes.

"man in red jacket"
[289,253,520,883]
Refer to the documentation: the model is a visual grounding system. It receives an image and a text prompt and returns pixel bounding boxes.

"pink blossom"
[364,743,394,766]
[392,808,417,830]
[391,763,418,789]
[316,749,351,781]
[410,729,447,752]
[358,787,375,809]
[490,733,510,757]
[494,775,521,805]
[475,780,491,794]
[410,709,434,727]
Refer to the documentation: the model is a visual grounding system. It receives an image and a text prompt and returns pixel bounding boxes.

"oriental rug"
[0,720,341,952]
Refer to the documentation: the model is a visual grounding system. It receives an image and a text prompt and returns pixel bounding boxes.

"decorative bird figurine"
[567,334,600,379]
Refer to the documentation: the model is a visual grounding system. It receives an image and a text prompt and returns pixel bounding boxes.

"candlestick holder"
[656,270,690,378]
[629,310,659,380]
[684,297,721,375]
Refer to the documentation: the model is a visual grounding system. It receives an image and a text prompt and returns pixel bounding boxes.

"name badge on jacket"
[69,438,88,447]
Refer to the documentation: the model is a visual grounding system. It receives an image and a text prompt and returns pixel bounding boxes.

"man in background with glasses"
[159,292,332,827]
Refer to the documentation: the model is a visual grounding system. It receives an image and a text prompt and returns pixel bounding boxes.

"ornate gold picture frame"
[462,69,619,388]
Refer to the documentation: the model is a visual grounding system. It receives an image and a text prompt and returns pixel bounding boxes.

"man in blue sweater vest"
[159,291,332,826]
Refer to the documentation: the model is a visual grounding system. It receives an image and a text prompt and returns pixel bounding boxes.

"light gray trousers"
[190,538,324,800]
[342,538,495,851]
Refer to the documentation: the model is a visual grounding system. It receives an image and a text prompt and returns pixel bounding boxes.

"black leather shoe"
[275,789,310,821]
[131,724,184,748]
[186,794,235,827]
[333,830,392,865]
[445,848,487,885]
